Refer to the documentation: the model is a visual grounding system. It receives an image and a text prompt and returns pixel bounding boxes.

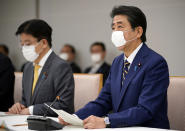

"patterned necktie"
[122,60,130,86]
[32,64,40,95]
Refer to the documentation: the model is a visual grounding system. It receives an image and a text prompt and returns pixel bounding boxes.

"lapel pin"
[134,63,142,71]
[134,66,137,71]
[43,72,48,80]
[138,63,142,67]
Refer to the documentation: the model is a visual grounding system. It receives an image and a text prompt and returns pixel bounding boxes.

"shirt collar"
[124,43,143,64]
[34,49,52,67]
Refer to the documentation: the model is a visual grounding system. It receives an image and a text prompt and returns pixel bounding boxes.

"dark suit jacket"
[70,62,81,73]
[22,52,74,116]
[0,53,15,111]
[21,62,29,72]
[84,62,110,85]
[76,44,170,129]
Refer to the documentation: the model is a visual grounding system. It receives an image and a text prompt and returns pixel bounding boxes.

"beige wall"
[0,0,37,70]
[1,0,185,75]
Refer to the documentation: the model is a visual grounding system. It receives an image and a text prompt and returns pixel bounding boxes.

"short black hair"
[0,44,9,55]
[111,5,147,42]
[64,44,76,54]
[15,19,52,47]
[90,42,106,52]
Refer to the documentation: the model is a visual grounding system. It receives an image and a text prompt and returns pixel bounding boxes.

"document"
[0,112,19,117]
[0,112,6,116]
[44,103,83,126]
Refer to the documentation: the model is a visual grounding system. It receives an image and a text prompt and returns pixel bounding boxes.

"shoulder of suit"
[146,47,167,64]
[51,53,71,68]
[0,53,13,70]
[71,62,78,67]
[102,62,111,68]
[23,62,32,70]
[112,53,124,65]
[0,53,10,63]
[84,67,91,73]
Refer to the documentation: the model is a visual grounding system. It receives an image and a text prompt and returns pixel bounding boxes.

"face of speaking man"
[112,15,143,56]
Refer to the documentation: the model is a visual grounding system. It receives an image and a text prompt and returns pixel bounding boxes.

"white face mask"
[59,53,69,61]
[91,53,102,63]
[111,31,137,47]
[22,44,39,62]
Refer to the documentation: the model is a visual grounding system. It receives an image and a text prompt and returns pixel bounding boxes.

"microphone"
[27,95,63,130]
[43,96,60,117]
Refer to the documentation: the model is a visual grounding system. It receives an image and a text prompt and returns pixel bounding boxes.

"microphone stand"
[27,96,63,130]
[43,96,60,117]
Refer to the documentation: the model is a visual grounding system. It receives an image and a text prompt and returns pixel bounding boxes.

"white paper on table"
[0,112,19,117]
[44,103,83,126]
[0,115,29,131]
[0,112,6,116]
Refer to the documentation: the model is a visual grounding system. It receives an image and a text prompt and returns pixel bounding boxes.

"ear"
[41,39,48,48]
[102,51,106,59]
[103,51,106,56]
[136,26,143,39]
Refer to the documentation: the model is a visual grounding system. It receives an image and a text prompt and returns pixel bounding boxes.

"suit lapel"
[31,52,55,104]
[116,56,124,93]
[27,64,34,106]
[116,44,149,111]
[114,55,124,109]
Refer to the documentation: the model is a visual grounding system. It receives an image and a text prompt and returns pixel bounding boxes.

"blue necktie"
[122,60,130,86]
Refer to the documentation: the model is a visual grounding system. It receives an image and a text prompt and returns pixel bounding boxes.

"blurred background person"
[84,42,110,85]
[59,44,81,73]
[0,44,15,71]
[0,53,15,111]
[0,44,9,56]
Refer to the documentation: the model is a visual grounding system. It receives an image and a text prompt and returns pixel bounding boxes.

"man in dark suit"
[59,5,170,129]
[0,53,15,111]
[59,44,81,73]
[8,19,74,116]
[84,42,110,85]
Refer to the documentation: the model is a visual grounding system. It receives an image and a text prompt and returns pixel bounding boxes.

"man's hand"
[58,116,70,126]
[83,115,106,129]
[8,103,25,114]
[20,108,30,115]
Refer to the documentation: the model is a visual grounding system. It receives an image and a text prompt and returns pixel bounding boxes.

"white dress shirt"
[89,60,104,74]
[29,49,52,114]
[124,43,143,69]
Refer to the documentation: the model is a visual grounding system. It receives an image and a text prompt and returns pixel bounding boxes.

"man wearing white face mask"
[84,42,110,85]
[59,5,170,129]
[59,44,81,73]
[8,19,74,116]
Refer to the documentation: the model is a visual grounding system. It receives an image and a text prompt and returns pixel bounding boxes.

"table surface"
[0,112,170,131]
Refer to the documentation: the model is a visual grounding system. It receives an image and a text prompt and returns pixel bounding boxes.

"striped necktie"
[122,60,130,86]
